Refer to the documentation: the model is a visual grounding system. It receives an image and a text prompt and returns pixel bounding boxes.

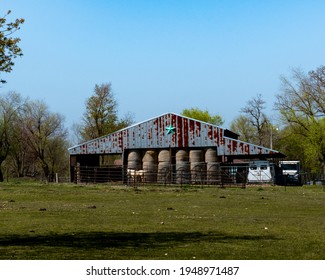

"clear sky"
[1,0,325,129]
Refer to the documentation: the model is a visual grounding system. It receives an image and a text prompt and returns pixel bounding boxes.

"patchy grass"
[0,182,324,260]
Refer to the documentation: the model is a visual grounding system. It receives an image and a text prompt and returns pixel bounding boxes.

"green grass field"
[0,182,324,260]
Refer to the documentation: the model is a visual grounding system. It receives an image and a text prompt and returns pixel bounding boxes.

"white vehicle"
[247,160,274,183]
[278,160,302,185]
[279,161,300,176]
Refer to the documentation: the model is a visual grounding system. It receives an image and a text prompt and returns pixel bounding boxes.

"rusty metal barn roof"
[68,112,284,158]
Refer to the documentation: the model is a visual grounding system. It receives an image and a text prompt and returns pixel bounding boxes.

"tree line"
[0,92,68,181]
[1,9,325,181]
[0,84,134,182]
[230,66,325,177]
[3,70,325,182]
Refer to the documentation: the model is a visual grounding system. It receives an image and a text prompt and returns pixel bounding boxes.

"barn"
[68,112,284,184]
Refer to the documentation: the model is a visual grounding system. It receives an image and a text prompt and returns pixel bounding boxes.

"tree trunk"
[41,161,50,182]
[0,168,3,182]
[0,159,4,182]
[321,155,325,180]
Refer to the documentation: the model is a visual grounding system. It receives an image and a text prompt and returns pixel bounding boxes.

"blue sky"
[1,0,325,129]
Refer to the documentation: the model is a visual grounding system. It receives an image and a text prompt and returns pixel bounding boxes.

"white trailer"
[247,160,275,184]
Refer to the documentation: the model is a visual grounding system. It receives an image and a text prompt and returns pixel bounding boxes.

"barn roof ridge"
[69,112,230,151]
[125,112,228,129]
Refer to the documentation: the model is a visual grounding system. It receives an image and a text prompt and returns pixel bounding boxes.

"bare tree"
[240,94,269,146]
[230,115,256,143]
[0,92,23,181]
[6,113,30,177]
[22,100,68,181]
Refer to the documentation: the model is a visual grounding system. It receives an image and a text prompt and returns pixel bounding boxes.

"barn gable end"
[68,112,282,157]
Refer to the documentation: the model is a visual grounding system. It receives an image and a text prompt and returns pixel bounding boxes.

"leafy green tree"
[181,107,224,126]
[80,83,134,141]
[275,125,305,160]
[275,66,325,175]
[0,10,24,84]
[303,119,325,174]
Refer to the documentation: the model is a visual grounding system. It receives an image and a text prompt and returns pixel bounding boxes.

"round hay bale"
[127,150,142,170]
[206,162,221,184]
[205,148,217,163]
[189,150,203,163]
[176,162,190,184]
[176,150,189,162]
[190,162,206,184]
[128,150,141,161]
[157,162,171,183]
[143,152,157,182]
[143,150,157,163]
[158,150,170,162]
[127,160,141,170]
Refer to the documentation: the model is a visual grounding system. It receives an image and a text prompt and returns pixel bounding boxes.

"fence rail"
[72,164,325,187]
[72,164,259,187]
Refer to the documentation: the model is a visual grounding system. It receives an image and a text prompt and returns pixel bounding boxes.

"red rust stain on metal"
[208,125,213,139]
[189,119,195,145]
[195,121,201,137]
[214,128,219,145]
[232,141,237,152]
[219,128,224,146]
[177,116,183,147]
[118,132,123,148]
[171,114,177,126]
[153,118,158,128]
[153,118,158,145]
[160,116,165,136]
[148,127,152,140]
[219,129,225,145]
[123,130,128,148]
[159,117,164,145]
[228,142,232,153]
[183,118,189,147]
[112,138,115,149]
[171,114,177,144]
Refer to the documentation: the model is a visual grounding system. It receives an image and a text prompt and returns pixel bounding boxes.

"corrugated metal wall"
[68,112,280,157]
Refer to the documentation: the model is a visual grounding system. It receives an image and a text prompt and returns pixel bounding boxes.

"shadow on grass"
[0,231,279,249]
